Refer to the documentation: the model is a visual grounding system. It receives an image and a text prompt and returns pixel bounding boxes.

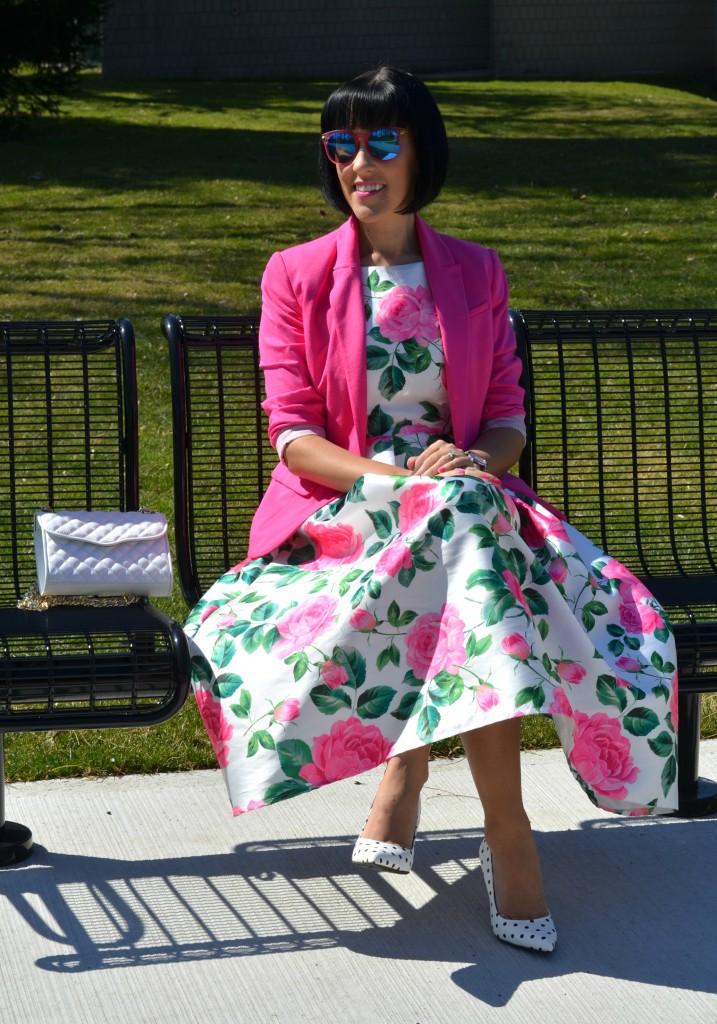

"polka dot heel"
[351,801,421,874]
[479,839,557,953]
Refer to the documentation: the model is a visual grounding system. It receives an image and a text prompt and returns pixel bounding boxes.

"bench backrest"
[0,320,138,606]
[512,309,717,618]
[165,314,275,604]
[168,309,717,624]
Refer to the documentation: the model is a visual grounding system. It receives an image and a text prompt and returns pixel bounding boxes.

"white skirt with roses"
[185,471,679,818]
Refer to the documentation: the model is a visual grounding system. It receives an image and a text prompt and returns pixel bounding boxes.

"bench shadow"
[1,815,715,1007]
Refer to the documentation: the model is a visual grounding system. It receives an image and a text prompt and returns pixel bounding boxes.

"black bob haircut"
[319,66,448,216]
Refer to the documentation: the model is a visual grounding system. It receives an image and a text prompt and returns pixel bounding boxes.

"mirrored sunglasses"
[321,127,409,165]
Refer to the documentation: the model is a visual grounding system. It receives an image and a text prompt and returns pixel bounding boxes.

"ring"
[447,449,461,460]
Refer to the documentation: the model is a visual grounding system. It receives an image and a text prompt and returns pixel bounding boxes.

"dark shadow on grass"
[0,116,714,200]
[1,815,715,1008]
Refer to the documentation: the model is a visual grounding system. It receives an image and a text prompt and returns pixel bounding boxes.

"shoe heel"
[351,799,421,874]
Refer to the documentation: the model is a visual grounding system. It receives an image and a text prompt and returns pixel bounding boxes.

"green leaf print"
[284,650,309,681]
[524,588,549,616]
[395,339,432,374]
[276,738,313,779]
[648,731,674,757]
[368,405,393,436]
[466,633,492,658]
[581,599,608,631]
[247,734,259,758]
[466,568,502,592]
[190,654,213,686]
[367,577,382,600]
[391,691,423,720]
[331,646,367,689]
[469,523,498,549]
[653,626,672,644]
[368,325,392,344]
[357,686,396,719]
[256,729,275,750]
[515,685,545,710]
[397,565,417,588]
[367,345,390,370]
[653,682,670,701]
[310,684,352,715]
[367,269,381,292]
[419,400,442,423]
[481,592,519,627]
[596,675,628,711]
[440,478,465,503]
[606,624,625,638]
[428,509,455,542]
[213,672,244,698]
[241,624,270,654]
[367,509,393,539]
[607,638,625,656]
[376,643,400,670]
[417,704,441,743]
[387,600,402,627]
[264,778,312,803]
[456,489,494,517]
[661,754,677,796]
[623,707,660,737]
[428,672,464,706]
[211,633,237,670]
[538,619,550,641]
[229,688,252,720]
[379,364,406,401]
[402,668,424,687]
[250,600,279,621]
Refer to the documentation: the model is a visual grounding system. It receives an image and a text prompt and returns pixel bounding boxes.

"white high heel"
[351,800,421,874]
[479,839,557,952]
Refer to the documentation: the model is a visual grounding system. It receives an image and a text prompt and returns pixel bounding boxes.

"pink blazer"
[247,215,527,559]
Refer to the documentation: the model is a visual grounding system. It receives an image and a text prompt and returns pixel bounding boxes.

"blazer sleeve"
[259,251,327,448]
[480,249,526,428]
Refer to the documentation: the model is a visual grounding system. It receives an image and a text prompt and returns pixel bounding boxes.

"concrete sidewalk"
[2,742,716,1024]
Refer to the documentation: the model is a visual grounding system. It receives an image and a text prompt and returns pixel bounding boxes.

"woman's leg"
[461,719,548,919]
[359,745,430,848]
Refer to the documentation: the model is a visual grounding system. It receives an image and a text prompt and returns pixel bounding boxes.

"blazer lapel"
[328,217,368,452]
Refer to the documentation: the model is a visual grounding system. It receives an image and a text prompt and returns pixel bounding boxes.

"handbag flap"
[36,511,168,546]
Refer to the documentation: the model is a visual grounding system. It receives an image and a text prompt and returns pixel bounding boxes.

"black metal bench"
[165,309,717,818]
[0,319,191,867]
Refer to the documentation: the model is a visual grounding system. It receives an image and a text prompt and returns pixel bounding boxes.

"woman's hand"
[407,439,480,476]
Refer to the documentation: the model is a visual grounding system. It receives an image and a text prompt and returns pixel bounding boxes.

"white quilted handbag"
[34,510,174,598]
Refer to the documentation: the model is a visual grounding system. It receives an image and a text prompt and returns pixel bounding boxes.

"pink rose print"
[502,570,531,615]
[195,689,233,769]
[615,655,642,673]
[350,609,377,633]
[320,661,349,690]
[549,689,573,717]
[406,603,467,681]
[600,558,640,584]
[556,660,587,685]
[273,697,301,722]
[274,596,339,658]
[376,285,438,346]
[501,632,531,660]
[520,504,570,549]
[475,684,500,711]
[619,602,642,634]
[491,512,513,535]
[398,482,444,533]
[200,603,219,623]
[569,710,639,800]
[548,556,568,585]
[233,799,266,817]
[303,520,364,568]
[376,538,413,577]
[299,716,393,786]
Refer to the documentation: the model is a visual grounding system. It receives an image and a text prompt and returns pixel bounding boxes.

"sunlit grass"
[2,74,715,781]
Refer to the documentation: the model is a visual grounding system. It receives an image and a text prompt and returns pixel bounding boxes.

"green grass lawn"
[2,74,715,781]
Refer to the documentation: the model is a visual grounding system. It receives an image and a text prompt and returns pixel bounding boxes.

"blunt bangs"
[318,66,448,216]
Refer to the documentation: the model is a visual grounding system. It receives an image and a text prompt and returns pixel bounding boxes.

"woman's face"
[334,127,418,227]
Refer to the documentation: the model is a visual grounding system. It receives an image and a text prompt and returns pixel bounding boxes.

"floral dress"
[186,264,679,818]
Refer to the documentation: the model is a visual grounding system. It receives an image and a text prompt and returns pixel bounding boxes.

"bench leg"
[675,693,717,818]
[0,733,33,867]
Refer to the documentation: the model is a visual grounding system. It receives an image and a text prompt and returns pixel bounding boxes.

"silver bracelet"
[466,451,489,472]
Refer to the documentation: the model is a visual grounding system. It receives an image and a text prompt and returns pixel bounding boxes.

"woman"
[186,67,679,954]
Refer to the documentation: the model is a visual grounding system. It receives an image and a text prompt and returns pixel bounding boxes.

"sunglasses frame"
[321,126,410,165]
